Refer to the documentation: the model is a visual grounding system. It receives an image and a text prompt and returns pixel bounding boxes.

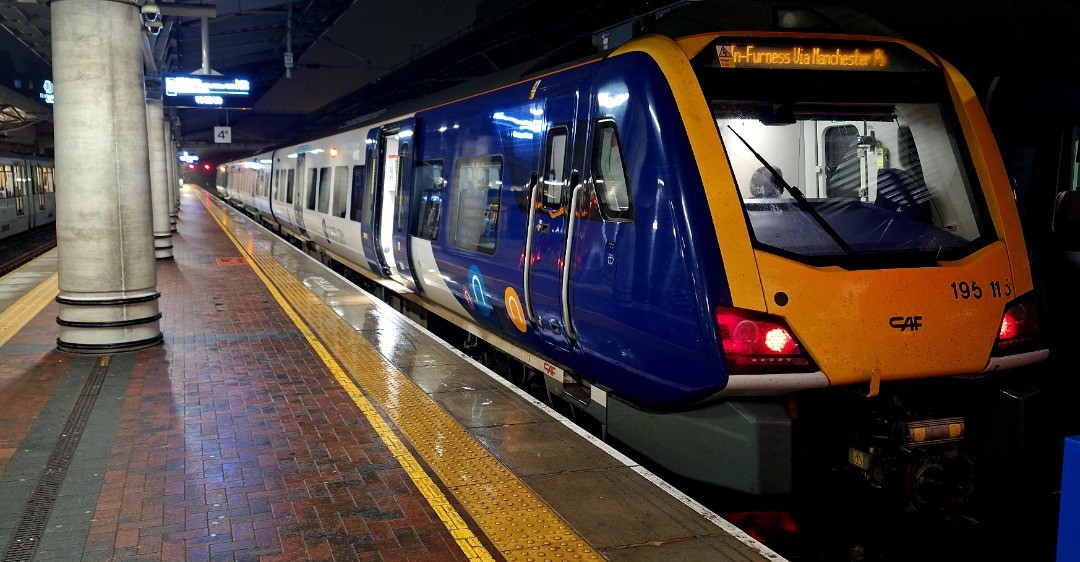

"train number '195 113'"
[950,280,1012,300]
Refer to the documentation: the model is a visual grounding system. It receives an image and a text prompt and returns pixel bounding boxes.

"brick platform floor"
[1,195,482,561]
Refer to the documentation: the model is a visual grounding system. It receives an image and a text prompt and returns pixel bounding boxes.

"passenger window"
[317,167,331,214]
[592,120,634,221]
[542,127,569,211]
[306,168,318,210]
[412,160,444,240]
[451,156,502,254]
[349,165,365,222]
[331,165,348,218]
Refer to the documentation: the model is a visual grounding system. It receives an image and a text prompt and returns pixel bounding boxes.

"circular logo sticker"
[505,286,528,332]
[468,265,492,316]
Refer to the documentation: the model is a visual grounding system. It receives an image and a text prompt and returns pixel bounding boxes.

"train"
[216,0,1050,545]
[0,152,55,242]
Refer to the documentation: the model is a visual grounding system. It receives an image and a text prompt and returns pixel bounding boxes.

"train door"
[37,163,55,227]
[13,159,26,219]
[293,152,309,237]
[525,89,582,351]
[362,120,417,288]
[389,119,418,290]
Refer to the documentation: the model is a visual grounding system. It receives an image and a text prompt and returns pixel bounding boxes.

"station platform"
[0,185,781,561]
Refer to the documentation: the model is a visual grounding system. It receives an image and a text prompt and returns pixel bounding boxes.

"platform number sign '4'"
[214,126,232,144]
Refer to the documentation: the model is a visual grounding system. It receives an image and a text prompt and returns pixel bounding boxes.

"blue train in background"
[217,1,1050,548]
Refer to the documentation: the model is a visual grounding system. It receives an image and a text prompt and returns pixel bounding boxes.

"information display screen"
[163,75,251,108]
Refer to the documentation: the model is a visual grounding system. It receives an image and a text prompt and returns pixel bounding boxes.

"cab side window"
[592,120,634,221]
[542,127,569,211]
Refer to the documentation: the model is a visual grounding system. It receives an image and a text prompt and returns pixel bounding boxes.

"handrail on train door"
[560,174,582,344]
[522,171,540,325]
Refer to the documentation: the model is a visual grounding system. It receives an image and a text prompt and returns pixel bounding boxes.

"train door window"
[363,158,378,224]
[0,164,11,200]
[285,169,295,204]
[35,166,46,209]
[542,127,569,210]
[258,170,268,198]
[824,124,861,196]
[306,168,319,210]
[349,165,365,222]
[394,143,410,232]
[592,120,634,221]
[13,162,25,215]
[412,160,444,240]
[450,156,502,254]
[317,167,331,214]
[39,166,54,194]
[331,165,348,218]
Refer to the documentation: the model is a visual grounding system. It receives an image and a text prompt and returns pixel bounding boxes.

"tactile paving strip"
[205,200,604,561]
[0,271,57,348]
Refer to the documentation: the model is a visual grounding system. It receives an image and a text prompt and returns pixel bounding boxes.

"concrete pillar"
[52,0,163,353]
[146,98,173,259]
[166,121,179,231]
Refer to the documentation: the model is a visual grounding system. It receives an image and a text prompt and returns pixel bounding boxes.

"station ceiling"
[1,0,1079,165]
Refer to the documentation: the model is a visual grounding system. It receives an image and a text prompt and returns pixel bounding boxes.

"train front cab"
[600,32,1049,529]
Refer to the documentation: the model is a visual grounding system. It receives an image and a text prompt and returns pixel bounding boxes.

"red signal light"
[187,163,195,170]
[203,163,212,171]
[715,306,814,374]
[998,313,1017,340]
[993,294,1040,354]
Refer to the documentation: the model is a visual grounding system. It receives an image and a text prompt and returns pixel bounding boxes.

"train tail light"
[992,293,1041,355]
[715,306,816,374]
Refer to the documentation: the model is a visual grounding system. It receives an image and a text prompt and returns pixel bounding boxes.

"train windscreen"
[693,39,995,266]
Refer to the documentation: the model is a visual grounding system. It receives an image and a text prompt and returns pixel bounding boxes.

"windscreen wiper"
[726,126,855,255]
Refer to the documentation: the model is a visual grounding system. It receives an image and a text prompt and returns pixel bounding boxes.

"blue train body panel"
[408,52,733,407]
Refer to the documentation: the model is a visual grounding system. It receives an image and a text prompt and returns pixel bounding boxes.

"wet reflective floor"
[0,185,778,561]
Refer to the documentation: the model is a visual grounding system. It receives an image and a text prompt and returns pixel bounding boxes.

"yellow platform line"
[0,272,58,347]
[202,200,603,561]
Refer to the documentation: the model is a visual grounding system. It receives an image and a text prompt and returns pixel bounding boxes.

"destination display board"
[163,75,251,108]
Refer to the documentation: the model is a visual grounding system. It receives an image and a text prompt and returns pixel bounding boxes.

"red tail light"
[715,306,815,374]
[993,293,1040,355]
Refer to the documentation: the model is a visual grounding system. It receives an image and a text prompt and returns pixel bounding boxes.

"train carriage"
[0,152,55,241]
[221,2,1048,531]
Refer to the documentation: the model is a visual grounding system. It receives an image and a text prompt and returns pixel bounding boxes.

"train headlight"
[716,306,816,374]
[992,293,1041,355]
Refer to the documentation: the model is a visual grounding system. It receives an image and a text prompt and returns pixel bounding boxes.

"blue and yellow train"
[218,3,1048,523]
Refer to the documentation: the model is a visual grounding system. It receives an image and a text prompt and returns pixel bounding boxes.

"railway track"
[0,226,57,278]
